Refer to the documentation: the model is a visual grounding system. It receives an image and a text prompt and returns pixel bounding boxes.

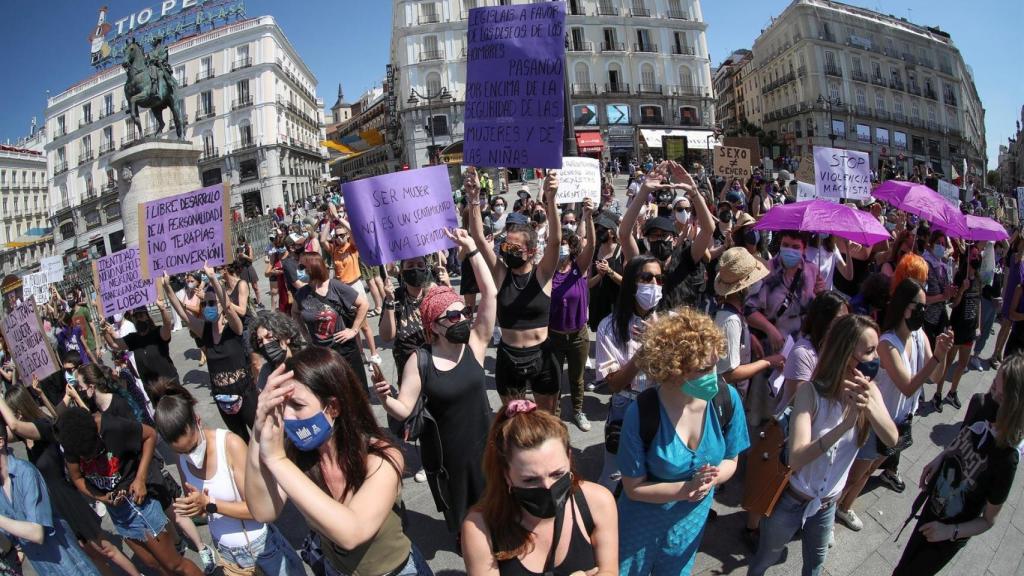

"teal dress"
[616,386,749,575]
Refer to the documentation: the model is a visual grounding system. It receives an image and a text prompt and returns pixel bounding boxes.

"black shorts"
[951,320,977,345]
[495,339,561,397]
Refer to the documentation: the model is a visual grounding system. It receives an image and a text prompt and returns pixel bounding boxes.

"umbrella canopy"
[753,199,891,246]
[936,214,1008,241]
[872,180,967,237]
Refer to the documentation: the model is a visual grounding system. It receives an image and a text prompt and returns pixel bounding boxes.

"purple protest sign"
[0,299,58,385]
[342,165,458,265]
[464,3,565,169]
[139,183,233,279]
[93,247,158,318]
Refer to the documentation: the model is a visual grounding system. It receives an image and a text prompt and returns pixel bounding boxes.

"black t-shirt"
[659,239,704,310]
[588,246,623,331]
[102,394,136,421]
[951,275,981,327]
[123,329,179,384]
[926,393,1020,524]
[67,414,144,495]
[297,280,359,355]
[392,286,427,376]
[281,255,301,295]
[39,370,71,408]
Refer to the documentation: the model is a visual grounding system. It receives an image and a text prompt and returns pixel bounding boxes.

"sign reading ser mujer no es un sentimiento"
[139,183,233,279]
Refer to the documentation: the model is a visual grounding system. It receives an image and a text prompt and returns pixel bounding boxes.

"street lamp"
[817,94,842,148]
[408,86,451,165]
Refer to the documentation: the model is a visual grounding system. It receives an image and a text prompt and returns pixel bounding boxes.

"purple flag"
[464,3,565,169]
[342,165,458,265]
[94,247,158,318]
[139,183,232,278]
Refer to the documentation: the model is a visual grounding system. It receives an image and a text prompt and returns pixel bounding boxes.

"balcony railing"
[79,118,93,129]
[195,69,216,83]
[199,147,220,162]
[945,94,958,107]
[233,140,258,153]
[666,9,689,19]
[568,41,593,52]
[77,150,94,165]
[637,83,663,94]
[672,45,696,56]
[571,83,598,95]
[907,84,921,96]
[596,4,618,16]
[195,107,216,121]
[924,88,937,100]
[54,127,66,138]
[601,42,625,52]
[671,85,707,97]
[630,7,651,17]
[419,49,445,62]
[604,83,630,95]
[633,43,658,53]
[851,70,868,83]
[875,109,890,121]
[232,97,253,110]
[855,104,869,116]
[54,161,68,175]
[232,57,252,71]
[98,107,116,120]
[418,12,440,24]
[927,120,940,131]
[103,181,117,194]
[890,79,905,91]
[892,111,907,124]
[871,75,886,87]
[824,65,842,77]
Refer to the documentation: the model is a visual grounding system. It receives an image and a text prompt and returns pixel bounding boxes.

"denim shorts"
[107,497,169,542]
[324,544,433,576]
[217,524,305,576]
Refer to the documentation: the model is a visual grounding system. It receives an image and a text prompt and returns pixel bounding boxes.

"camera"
[654,189,677,206]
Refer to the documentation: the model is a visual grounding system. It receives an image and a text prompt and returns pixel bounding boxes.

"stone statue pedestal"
[109,139,202,249]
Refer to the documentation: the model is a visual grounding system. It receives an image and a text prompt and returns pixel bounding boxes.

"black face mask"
[718,209,733,223]
[596,229,611,244]
[401,268,429,288]
[648,239,673,261]
[856,358,880,380]
[261,340,287,365]
[510,472,572,519]
[906,306,927,331]
[443,319,471,344]
[531,212,546,224]
[502,250,528,269]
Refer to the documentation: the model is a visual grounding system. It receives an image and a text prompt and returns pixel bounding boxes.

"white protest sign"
[555,157,601,204]
[813,146,871,201]
[22,272,49,305]
[40,256,63,284]
[937,180,960,205]
[1017,188,1024,226]
[795,181,837,203]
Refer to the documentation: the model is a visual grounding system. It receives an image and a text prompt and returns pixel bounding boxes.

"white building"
[0,126,53,276]
[391,0,715,171]
[45,15,327,260]
[743,0,986,181]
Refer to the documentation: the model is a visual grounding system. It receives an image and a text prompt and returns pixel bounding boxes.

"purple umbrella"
[936,214,1008,241]
[872,180,968,237]
[753,199,891,246]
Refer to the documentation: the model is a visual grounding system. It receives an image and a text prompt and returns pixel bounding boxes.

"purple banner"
[139,183,231,278]
[342,165,458,265]
[0,299,57,385]
[94,247,158,318]
[464,3,565,169]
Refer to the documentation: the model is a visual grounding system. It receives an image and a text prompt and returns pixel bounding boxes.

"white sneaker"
[368,354,383,366]
[835,508,863,531]
[414,470,427,483]
[198,546,217,575]
[573,412,592,432]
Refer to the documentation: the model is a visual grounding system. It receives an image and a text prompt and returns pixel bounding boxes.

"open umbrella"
[872,180,968,237]
[753,199,891,246]
[935,214,1008,241]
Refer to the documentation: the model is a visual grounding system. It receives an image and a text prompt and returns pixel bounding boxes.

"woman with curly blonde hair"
[616,306,749,575]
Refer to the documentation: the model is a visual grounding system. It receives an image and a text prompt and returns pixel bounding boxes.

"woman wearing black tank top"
[462,401,618,576]
[467,168,564,412]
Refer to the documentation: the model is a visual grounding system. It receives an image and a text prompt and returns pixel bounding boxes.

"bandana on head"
[418,286,462,330]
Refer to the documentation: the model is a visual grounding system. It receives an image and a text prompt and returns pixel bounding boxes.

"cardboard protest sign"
[813,146,870,201]
[555,157,600,204]
[342,165,458,266]
[139,183,232,279]
[722,136,760,166]
[22,272,49,305]
[715,146,752,179]
[794,152,815,184]
[937,180,960,205]
[464,3,565,168]
[92,247,157,318]
[0,299,58,385]
[40,256,64,284]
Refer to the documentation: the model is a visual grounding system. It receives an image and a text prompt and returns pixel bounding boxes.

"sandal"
[367,309,381,318]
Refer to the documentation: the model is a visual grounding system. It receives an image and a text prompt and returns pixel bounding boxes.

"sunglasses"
[675,206,690,213]
[500,242,526,255]
[910,302,926,313]
[637,271,665,285]
[439,307,471,323]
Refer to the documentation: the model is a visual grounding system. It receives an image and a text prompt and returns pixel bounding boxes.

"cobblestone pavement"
[21,176,1024,575]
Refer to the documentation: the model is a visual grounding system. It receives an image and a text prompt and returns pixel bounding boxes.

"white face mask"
[636,283,663,312]
[675,210,690,225]
[186,426,207,468]
[494,205,506,215]
[559,245,570,259]
[563,223,577,233]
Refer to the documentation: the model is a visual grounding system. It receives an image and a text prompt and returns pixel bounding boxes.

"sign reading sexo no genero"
[715,146,752,179]
[139,183,233,279]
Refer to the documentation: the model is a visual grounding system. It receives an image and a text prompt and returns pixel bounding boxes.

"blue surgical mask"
[284,409,333,451]
[200,273,209,283]
[297,269,310,283]
[932,245,946,259]
[780,247,803,268]
[681,371,719,401]
[203,306,219,322]
[856,358,880,380]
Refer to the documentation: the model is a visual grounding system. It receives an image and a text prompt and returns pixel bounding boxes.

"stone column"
[109,141,202,248]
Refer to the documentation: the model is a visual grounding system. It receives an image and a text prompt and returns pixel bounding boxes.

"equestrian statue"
[122,37,185,139]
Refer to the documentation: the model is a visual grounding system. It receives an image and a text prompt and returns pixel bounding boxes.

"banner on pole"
[93,247,158,318]
[139,183,232,279]
[714,146,752,179]
[22,272,50,305]
[40,256,64,284]
[555,157,600,204]
[813,146,871,200]
[0,299,58,385]
[342,165,459,265]
[464,3,566,168]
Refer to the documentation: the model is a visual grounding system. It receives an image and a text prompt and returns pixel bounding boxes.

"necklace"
[511,269,533,291]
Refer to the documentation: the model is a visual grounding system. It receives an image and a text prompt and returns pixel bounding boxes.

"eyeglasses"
[439,307,471,323]
[637,271,665,285]
[500,242,526,255]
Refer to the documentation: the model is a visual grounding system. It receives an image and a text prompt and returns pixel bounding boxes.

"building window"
[874,91,886,112]
[239,124,253,147]
[679,106,699,126]
[894,96,904,116]
[828,82,840,101]
[201,56,213,77]
[639,105,663,125]
[202,133,215,154]
[200,91,213,115]
[426,72,442,96]
[875,127,889,145]
[82,103,92,124]
[602,28,618,50]
[831,119,846,137]
[635,29,653,51]
[56,115,66,135]
[428,115,449,137]
[236,79,250,104]
[640,63,656,89]
[175,65,186,85]
[574,62,591,87]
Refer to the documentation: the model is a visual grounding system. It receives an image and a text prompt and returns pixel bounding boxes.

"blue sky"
[0,0,1020,168]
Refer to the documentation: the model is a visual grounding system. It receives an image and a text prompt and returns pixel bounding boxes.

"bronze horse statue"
[122,39,184,139]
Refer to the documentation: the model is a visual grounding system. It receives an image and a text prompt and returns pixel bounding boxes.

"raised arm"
[446,228,496,357]
[245,365,293,522]
[536,172,562,285]
[464,168,500,278]
[375,349,423,422]
[0,394,41,441]
[577,198,597,273]
[204,263,243,335]
[668,162,714,262]
[162,273,203,336]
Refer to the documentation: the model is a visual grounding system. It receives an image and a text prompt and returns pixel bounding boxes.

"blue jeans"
[107,497,169,542]
[598,393,635,490]
[747,491,836,576]
[216,524,305,576]
[974,297,997,355]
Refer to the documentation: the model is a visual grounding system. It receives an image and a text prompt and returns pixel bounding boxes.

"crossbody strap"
[221,430,255,553]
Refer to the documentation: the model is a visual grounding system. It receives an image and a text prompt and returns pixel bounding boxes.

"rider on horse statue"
[146,37,177,95]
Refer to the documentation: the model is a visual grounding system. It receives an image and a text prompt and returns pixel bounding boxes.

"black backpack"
[636,378,735,452]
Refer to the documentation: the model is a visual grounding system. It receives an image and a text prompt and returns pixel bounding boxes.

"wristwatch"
[205,497,218,515]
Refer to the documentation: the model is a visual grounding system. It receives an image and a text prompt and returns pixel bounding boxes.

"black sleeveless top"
[497,491,597,576]
[497,270,551,330]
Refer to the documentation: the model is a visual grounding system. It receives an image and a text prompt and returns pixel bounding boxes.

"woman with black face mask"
[376,228,496,537]
[379,256,446,386]
[462,400,618,576]
[249,310,307,392]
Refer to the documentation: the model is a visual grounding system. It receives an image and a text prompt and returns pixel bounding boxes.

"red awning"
[575,131,604,154]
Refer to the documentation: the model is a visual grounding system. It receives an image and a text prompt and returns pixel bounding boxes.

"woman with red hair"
[462,401,618,576]
[891,253,929,294]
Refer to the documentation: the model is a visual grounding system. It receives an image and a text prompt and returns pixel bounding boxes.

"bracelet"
[818,437,828,453]
[382,299,396,311]
[464,249,480,260]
